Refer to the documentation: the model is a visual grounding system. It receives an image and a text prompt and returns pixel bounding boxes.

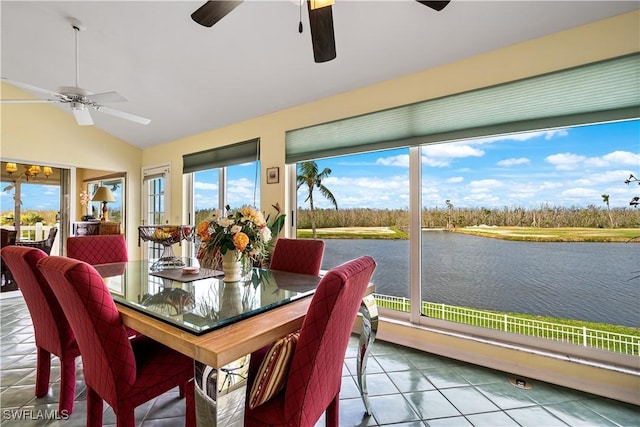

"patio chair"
[17,227,58,255]
[244,255,376,427]
[1,228,17,288]
[37,255,195,427]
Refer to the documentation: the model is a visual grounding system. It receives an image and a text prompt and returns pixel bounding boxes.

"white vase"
[222,250,242,282]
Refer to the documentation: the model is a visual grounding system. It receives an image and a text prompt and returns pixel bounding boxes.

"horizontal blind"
[286,54,640,163]
[183,138,260,174]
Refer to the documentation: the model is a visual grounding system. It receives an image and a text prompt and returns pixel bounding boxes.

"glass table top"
[94,259,321,335]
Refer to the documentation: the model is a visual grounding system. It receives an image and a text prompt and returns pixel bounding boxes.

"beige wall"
[1,10,638,253]
[0,86,143,252]
[143,11,640,228]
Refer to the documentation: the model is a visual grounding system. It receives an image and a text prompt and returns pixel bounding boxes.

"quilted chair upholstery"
[0,246,80,415]
[37,256,195,427]
[244,255,376,427]
[269,238,325,276]
[66,234,128,265]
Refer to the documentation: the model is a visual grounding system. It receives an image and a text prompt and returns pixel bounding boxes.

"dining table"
[94,258,379,425]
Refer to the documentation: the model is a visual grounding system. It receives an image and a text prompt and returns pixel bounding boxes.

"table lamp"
[92,186,116,221]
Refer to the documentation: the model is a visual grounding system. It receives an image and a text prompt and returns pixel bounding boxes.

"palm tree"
[297,161,338,238]
[601,194,614,228]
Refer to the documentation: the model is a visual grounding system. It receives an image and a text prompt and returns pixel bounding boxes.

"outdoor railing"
[374,294,640,356]
[4,222,55,242]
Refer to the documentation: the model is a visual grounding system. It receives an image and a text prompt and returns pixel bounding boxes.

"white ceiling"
[2,1,638,150]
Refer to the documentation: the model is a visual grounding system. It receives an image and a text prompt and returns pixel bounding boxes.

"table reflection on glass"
[95,259,378,423]
[96,259,320,336]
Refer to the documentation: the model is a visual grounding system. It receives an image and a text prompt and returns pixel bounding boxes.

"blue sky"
[298,120,640,210]
[2,120,639,213]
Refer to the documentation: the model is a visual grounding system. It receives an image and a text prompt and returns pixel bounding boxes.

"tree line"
[296,205,640,230]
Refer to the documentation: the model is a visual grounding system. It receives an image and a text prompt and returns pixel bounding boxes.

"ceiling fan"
[191,0,451,63]
[1,18,150,126]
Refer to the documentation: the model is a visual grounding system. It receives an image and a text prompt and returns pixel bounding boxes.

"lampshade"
[43,166,53,177]
[5,163,18,174]
[310,0,334,9]
[92,186,116,202]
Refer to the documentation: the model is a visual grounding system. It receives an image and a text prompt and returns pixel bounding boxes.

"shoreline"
[297,226,640,242]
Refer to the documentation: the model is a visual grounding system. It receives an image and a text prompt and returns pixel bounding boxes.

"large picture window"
[292,119,639,355]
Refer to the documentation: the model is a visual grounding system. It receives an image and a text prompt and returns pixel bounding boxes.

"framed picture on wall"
[266,167,279,184]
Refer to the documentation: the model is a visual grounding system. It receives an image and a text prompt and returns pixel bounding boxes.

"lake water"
[320,231,640,328]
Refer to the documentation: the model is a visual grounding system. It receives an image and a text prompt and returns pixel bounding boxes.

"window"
[291,120,639,355]
[84,175,126,233]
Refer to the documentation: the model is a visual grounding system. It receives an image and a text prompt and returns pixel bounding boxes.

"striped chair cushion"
[248,331,300,409]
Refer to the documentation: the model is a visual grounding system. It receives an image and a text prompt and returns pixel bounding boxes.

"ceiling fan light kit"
[191,0,450,64]
[0,18,150,126]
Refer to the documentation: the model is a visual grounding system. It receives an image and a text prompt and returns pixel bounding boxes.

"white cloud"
[468,179,503,191]
[575,170,634,186]
[602,150,640,166]
[376,154,409,167]
[497,157,530,167]
[194,181,218,190]
[420,142,485,167]
[446,177,464,183]
[545,153,586,170]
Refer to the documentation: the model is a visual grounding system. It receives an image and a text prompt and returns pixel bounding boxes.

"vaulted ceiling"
[2,1,638,149]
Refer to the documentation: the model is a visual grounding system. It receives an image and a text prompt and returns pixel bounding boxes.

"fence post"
[35,222,43,240]
[583,326,587,347]
[504,314,508,331]
[441,303,445,321]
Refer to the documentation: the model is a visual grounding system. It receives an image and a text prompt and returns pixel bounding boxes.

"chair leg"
[86,387,104,427]
[58,355,77,415]
[326,393,339,427]
[184,379,196,427]
[35,346,51,397]
[116,408,136,427]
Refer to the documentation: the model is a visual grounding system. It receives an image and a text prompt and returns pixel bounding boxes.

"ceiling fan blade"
[87,91,127,104]
[96,105,151,125]
[72,107,94,126]
[1,77,66,100]
[307,1,336,63]
[416,1,451,12]
[191,1,243,27]
[1,99,59,104]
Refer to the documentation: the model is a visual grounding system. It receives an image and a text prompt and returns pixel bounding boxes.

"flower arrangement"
[196,205,272,266]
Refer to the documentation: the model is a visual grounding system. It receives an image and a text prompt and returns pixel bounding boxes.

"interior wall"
[141,10,639,226]
[1,10,638,256]
[0,91,143,255]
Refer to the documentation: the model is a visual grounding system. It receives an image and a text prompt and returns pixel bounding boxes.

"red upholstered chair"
[0,246,80,415]
[66,234,128,265]
[37,256,195,427]
[269,238,325,276]
[244,255,376,427]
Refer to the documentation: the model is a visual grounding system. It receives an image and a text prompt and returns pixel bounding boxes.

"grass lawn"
[454,226,640,242]
[297,226,639,242]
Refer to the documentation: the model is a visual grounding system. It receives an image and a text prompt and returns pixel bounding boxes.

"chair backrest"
[0,246,75,355]
[1,228,17,247]
[66,234,128,265]
[269,238,325,276]
[284,255,376,425]
[36,256,136,408]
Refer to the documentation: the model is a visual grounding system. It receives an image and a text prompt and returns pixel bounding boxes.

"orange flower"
[196,221,210,238]
[232,232,249,251]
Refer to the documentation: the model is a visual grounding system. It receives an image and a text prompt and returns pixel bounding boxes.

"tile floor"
[1,292,638,426]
